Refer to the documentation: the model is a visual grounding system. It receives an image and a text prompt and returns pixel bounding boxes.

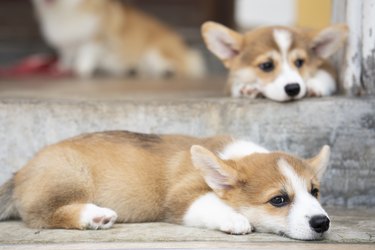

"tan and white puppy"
[202,22,348,101]
[32,0,205,78]
[0,131,330,240]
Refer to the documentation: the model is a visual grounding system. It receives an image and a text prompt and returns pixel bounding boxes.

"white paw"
[231,82,261,98]
[80,204,118,230]
[306,70,336,97]
[240,85,262,98]
[307,80,329,97]
[219,213,252,235]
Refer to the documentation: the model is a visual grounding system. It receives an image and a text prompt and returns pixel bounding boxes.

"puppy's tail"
[0,178,19,220]
[184,49,206,78]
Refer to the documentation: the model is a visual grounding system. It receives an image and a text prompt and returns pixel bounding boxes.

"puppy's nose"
[284,83,301,97]
[309,215,330,233]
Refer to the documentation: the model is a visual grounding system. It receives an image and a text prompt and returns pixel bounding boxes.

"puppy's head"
[191,144,331,240]
[201,22,348,101]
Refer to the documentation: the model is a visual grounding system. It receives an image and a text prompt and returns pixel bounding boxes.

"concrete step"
[0,79,374,207]
[0,208,374,249]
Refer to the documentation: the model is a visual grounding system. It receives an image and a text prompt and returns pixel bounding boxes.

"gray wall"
[0,96,374,207]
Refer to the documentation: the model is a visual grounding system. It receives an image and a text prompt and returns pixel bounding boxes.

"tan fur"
[227,26,333,93]
[201,152,321,219]
[11,132,232,228]
[34,0,205,78]
[201,22,244,68]
[0,130,328,230]
[87,1,194,76]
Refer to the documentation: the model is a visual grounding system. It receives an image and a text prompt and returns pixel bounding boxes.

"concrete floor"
[0,208,374,250]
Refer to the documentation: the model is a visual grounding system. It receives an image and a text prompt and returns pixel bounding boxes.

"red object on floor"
[0,54,72,78]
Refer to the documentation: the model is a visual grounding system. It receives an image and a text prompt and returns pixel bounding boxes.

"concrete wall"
[332,0,375,95]
[0,96,374,207]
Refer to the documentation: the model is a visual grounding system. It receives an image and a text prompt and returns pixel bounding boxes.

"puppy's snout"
[284,83,300,97]
[309,215,330,233]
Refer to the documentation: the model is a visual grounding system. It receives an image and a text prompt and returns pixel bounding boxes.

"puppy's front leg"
[74,42,101,78]
[183,193,252,235]
[306,69,337,97]
[230,81,261,98]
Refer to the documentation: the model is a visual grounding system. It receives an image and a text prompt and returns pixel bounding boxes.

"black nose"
[284,83,301,97]
[309,215,330,233]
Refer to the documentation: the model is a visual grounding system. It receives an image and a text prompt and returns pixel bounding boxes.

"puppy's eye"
[259,61,274,72]
[269,195,289,207]
[295,59,305,68]
[311,188,319,198]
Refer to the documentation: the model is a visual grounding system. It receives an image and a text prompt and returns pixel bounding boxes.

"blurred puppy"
[202,22,348,101]
[32,0,205,78]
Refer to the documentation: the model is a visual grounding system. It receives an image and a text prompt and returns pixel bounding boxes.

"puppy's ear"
[306,145,330,181]
[191,145,237,195]
[310,24,348,59]
[201,21,243,67]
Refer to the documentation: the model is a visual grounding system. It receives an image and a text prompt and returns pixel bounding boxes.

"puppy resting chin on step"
[201,22,348,101]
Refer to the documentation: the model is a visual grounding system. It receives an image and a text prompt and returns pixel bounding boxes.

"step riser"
[0,97,374,207]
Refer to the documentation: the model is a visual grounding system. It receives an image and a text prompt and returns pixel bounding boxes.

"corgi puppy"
[32,0,205,78]
[201,22,348,101]
[0,131,331,240]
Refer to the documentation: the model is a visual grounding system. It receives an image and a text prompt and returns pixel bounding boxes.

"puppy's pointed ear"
[307,145,330,181]
[310,24,348,59]
[201,21,243,67]
[191,145,237,195]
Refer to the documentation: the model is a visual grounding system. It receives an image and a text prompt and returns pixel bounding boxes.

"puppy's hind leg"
[50,203,118,230]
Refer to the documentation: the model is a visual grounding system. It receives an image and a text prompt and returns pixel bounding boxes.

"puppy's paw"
[307,81,325,97]
[240,85,261,98]
[219,213,252,235]
[80,204,118,230]
[306,71,336,97]
[230,82,261,98]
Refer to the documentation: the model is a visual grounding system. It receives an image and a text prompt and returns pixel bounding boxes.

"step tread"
[0,208,373,246]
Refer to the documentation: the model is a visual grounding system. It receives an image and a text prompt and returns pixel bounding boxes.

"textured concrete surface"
[0,81,374,207]
[0,208,374,250]
[1,243,374,250]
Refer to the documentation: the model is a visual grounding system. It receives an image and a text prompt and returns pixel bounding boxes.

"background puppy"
[32,0,205,78]
[202,22,348,101]
[0,131,330,240]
